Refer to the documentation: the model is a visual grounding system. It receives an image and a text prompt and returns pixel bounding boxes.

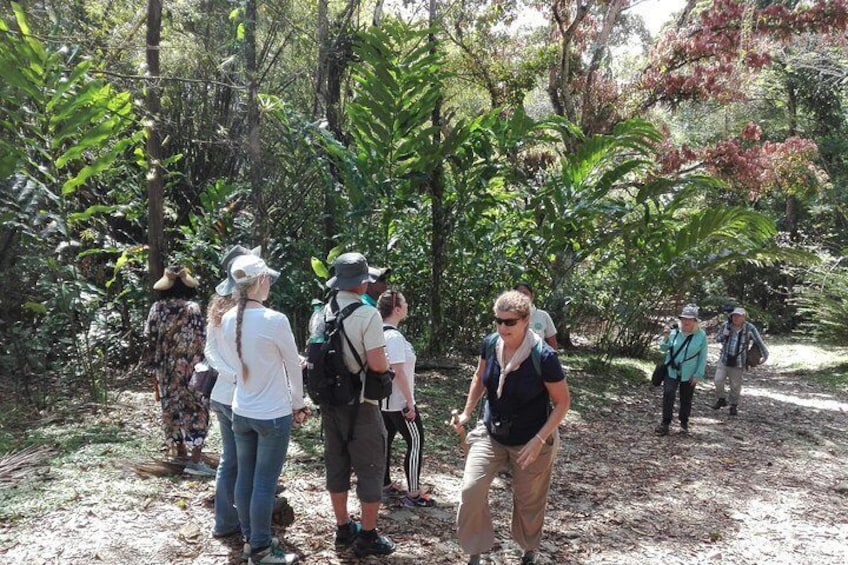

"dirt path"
[1,342,847,564]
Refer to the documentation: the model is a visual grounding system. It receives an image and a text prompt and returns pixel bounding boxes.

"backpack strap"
[482,332,542,378]
[329,298,365,452]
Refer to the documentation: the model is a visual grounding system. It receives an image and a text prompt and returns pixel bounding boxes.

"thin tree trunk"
[313,0,329,118]
[145,0,165,286]
[319,0,359,255]
[428,0,446,354]
[786,79,799,240]
[245,0,266,246]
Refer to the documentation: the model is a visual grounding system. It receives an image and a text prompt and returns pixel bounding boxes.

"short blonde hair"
[493,290,531,318]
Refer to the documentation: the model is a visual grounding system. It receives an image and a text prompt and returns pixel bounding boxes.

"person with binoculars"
[655,304,708,436]
[712,307,769,416]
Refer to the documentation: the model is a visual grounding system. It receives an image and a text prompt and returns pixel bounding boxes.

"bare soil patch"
[2,341,847,564]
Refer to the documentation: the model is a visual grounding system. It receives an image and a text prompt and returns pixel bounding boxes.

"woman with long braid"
[220,254,310,565]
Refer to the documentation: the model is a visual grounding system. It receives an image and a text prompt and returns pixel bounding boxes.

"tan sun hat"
[730,307,747,317]
[153,266,199,291]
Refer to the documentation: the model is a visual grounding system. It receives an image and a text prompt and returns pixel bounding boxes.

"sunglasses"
[494,317,522,327]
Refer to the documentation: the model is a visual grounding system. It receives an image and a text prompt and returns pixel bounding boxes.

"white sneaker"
[248,539,298,564]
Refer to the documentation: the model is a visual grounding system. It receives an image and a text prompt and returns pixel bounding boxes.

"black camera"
[669,360,681,371]
[725,354,738,367]
[489,417,512,438]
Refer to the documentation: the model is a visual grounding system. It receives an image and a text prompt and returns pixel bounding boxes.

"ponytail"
[236,292,249,381]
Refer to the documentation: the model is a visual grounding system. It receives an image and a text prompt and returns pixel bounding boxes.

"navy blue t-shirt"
[479,336,565,446]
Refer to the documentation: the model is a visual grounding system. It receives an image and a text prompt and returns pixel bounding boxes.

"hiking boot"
[402,492,435,507]
[729,405,738,416]
[184,461,216,477]
[679,423,689,435]
[334,520,361,549]
[352,530,396,557]
[521,550,537,564]
[654,424,669,436]
[248,539,298,564]
[712,397,727,410]
[468,555,481,565]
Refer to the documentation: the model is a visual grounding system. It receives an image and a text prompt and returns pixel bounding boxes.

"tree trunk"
[245,0,266,246]
[318,1,360,254]
[145,0,165,287]
[313,0,329,118]
[786,79,799,240]
[427,0,445,354]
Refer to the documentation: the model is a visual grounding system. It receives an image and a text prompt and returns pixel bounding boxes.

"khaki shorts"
[322,402,387,502]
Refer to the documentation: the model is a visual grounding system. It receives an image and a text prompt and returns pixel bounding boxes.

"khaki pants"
[714,364,744,406]
[456,423,559,555]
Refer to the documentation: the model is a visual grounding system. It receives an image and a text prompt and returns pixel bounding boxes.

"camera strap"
[667,332,693,367]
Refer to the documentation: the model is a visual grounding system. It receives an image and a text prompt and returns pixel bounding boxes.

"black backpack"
[305,300,364,406]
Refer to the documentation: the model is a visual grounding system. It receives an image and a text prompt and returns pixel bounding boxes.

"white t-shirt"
[382,326,416,412]
[529,307,557,339]
[220,306,305,420]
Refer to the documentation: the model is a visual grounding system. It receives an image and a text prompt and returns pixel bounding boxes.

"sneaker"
[184,461,216,477]
[243,537,279,562]
[712,398,727,410]
[334,520,361,549]
[248,539,298,564]
[521,551,537,564]
[212,527,241,539]
[729,405,738,416]
[402,492,435,507]
[654,424,669,436]
[352,530,396,557]
[382,483,404,499]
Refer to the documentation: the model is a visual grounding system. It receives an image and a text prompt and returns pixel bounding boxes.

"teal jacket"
[659,328,708,382]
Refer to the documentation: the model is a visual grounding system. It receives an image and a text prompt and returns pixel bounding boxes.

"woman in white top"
[513,282,558,350]
[205,245,259,538]
[219,254,309,565]
[377,290,434,508]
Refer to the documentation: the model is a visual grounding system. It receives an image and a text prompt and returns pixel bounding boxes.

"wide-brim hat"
[230,255,280,287]
[678,304,699,319]
[327,252,373,290]
[153,266,199,291]
[730,307,747,317]
[216,245,262,296]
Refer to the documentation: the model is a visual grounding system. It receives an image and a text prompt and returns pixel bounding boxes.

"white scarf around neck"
[495,329,542,398]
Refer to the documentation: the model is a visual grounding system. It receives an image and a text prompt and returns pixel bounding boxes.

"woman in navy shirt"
[453,290,571,565]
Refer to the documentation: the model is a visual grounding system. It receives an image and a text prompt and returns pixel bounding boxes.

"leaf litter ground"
[1,341,847,564]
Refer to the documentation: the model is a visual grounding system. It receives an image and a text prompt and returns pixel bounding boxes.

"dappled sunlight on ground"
[743,385,848,412]
[3,339,848,564]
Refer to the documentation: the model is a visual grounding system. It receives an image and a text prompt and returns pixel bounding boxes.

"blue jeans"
[232,413,292,550]
[210,400,239,536]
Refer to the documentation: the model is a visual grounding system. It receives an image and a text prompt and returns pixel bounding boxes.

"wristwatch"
[401,406,411,414]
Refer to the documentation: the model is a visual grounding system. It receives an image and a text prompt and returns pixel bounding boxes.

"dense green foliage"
[1,1,846,410]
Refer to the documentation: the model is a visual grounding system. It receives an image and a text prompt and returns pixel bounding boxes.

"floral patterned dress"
[144,298,208,450]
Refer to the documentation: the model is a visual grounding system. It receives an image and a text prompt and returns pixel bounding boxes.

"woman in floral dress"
[144,265,213,476]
